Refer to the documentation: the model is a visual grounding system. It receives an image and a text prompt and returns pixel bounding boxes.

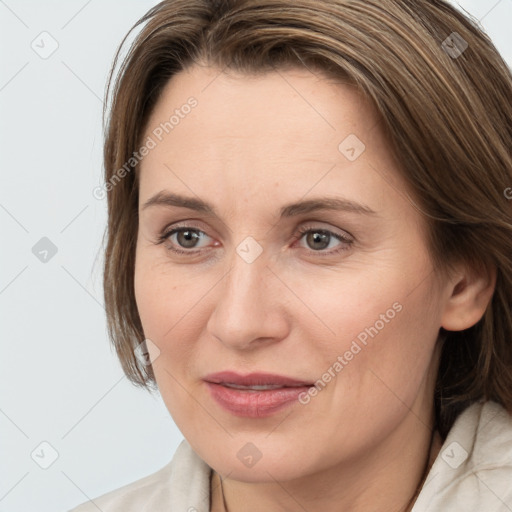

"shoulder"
[69,439,212,512]
[414,401,512,511]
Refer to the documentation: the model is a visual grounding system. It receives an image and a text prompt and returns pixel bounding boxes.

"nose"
[206,245,290,351]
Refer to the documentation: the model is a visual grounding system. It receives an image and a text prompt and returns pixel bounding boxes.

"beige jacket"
[70,401,512,511]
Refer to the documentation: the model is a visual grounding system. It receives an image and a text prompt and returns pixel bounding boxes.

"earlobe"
[440,264,497,332]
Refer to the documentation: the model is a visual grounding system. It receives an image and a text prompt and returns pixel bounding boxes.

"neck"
[211,410,442,512]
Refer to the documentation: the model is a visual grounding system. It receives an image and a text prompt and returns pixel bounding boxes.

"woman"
[72,0,512,510]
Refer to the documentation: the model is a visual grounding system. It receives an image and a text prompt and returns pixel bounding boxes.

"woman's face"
[134,65,451,481]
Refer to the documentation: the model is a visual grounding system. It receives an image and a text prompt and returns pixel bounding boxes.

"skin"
[134,64,496,512]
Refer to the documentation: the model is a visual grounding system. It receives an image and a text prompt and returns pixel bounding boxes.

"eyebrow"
[141,191,378,218]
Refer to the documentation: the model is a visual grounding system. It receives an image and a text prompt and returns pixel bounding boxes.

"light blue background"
[1,1,511,511]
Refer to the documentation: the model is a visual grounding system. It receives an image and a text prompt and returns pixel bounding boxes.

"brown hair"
[100,0,512,437]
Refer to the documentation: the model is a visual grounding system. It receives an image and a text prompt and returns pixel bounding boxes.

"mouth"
[203,371,314,417]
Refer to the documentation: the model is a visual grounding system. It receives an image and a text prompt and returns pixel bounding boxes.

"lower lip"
[204,382,311,418]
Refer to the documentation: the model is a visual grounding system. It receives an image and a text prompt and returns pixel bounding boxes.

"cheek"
[280,263,409,356]
[134,254,195,341]
[375,294,440,400]
[326,278,440,416]
[133,256,209,385]
[299,260,440,403]
[134,262,204,431]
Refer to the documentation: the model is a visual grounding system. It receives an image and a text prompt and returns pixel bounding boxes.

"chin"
[213,458,307,483]
[194,436,318,483]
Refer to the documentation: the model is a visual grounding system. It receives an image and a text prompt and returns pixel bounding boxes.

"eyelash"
[155,223,354,257]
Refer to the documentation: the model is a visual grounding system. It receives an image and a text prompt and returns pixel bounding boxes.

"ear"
[440,262,497,332]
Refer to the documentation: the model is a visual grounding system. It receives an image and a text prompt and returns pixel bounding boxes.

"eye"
[156,225,214,255]
[294,225,353,255]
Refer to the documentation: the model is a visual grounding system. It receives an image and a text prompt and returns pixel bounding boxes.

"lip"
[203,371,314,418]
[203,371,313,387]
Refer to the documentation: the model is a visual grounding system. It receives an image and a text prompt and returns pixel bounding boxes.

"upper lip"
[203,371,313,387]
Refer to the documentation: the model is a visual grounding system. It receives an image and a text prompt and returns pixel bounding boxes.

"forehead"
[137,65,407,219]
[142,64,379,156]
